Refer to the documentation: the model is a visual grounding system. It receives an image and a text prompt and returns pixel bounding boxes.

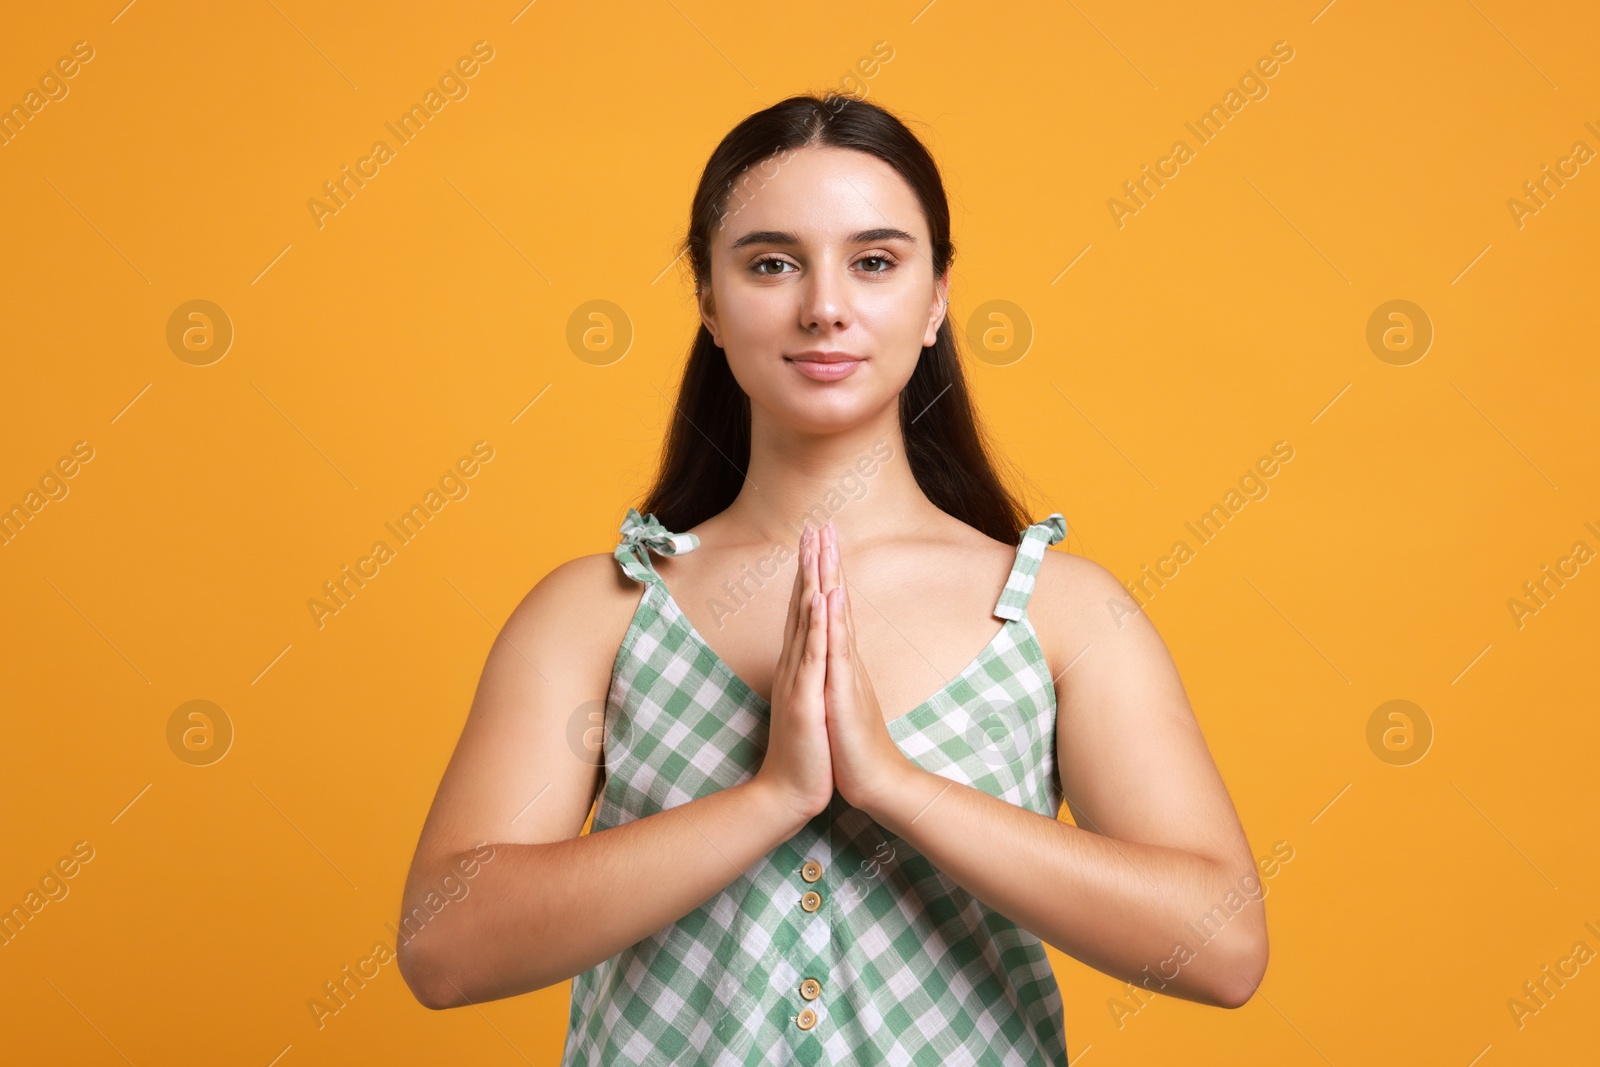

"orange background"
[3,1,1598,1063]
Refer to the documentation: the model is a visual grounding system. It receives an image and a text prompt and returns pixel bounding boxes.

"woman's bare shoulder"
[402,549,648,875]
[1028,547,1145,674]
[522,548,642,607]
[496,549,646,680]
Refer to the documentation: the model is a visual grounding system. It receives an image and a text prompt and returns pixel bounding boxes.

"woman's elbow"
[398,939,463,1011]
[1213,927,1269,1009]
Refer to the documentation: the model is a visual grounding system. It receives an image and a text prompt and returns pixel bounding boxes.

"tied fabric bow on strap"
[615,507,700,585]
[992,512,1069,621]
[1036,512,1067,546]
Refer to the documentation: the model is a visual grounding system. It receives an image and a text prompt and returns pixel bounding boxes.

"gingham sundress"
[561,507,1072,1067]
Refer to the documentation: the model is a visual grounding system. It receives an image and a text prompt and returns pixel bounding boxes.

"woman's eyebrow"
[729,227,918,250]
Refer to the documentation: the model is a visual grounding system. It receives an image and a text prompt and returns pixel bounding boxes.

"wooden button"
[800,890,822,912]
[800,978,821,1000]
[801,860,823,882]
[796,1007,817,1030]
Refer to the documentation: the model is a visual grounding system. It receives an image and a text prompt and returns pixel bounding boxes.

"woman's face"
[697,144,949,433]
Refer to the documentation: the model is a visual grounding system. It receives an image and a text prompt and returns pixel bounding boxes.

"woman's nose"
[799,267,850,332]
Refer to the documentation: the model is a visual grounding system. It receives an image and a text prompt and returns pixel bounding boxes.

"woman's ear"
[696,285,721,347]
[923,273,950,347]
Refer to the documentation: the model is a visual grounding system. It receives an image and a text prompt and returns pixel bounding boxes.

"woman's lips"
[786,357,864,381]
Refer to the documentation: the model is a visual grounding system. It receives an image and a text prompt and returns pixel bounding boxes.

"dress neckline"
[612,506,1064,737]
[647,579,1037,736]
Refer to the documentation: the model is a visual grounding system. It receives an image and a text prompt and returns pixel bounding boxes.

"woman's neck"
[712,409,937,549]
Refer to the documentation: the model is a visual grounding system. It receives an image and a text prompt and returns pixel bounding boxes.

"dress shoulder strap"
[992,513,1067,620]
[614,507,700,585]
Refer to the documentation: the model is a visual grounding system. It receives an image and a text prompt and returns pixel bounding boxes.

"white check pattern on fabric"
[561,508,1072,1066]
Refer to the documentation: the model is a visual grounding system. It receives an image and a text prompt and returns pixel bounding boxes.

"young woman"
[397,92,1267,1064]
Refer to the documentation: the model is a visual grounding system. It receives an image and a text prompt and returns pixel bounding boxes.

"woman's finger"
[798,527,827,690]
[777,525,812,678]
[784,526,807,624]
[788,528,811,634]
[819,520,838,599]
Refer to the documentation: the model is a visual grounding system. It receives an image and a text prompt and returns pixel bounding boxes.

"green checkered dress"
[561,507,1072,1066]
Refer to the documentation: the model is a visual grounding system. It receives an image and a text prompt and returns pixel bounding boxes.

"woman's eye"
[750,255,896,275]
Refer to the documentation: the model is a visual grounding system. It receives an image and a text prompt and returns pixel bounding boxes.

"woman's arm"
[396,554,809,1010]
[858,552,1268,1009]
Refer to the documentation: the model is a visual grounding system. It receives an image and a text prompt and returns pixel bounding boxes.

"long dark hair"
[638,92,1034,544]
